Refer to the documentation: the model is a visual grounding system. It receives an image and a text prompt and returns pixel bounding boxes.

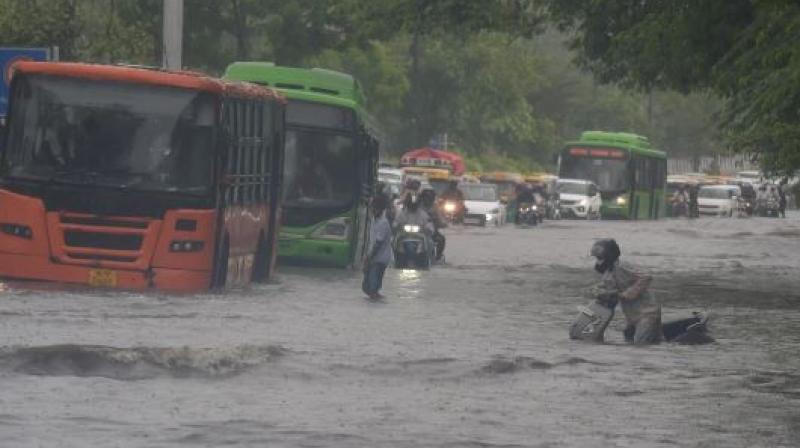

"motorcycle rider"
[672,185,689,217]
[376,181,396,225]
[590,239,710,344]
[439,179,466,222]
[514,184,537,224]
[421,188,446,260]
[395,190,434,237]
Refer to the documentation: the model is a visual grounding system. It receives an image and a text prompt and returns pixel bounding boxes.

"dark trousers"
[362,262,387,296]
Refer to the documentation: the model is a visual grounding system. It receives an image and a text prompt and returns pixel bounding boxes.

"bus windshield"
[283,129,355,208]
[462,184,498,201]
[559,155,628,192]
[3,74,216,195]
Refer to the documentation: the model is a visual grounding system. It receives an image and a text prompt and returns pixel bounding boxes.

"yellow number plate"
[88,269,117,287]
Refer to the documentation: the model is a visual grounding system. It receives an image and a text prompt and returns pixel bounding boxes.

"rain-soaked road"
[2,214,800,447]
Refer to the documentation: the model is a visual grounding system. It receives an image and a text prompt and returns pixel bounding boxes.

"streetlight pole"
[162,0,184,70]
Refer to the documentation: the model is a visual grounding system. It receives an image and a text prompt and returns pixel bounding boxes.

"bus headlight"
[616,196,627,205]
[403,224,421,233]
[170,240,204,252]
[312,217,351,240]
[1,223,32,239]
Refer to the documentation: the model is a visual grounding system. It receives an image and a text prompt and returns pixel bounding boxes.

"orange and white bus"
[0,62,286,291]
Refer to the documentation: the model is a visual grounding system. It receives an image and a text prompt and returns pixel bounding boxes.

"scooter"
[569,295,616,342]
[570,294,714,344]
[516,202,540,226]
[394,225,434,269]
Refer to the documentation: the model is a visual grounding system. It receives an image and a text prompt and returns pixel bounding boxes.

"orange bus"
[0,62,286,292]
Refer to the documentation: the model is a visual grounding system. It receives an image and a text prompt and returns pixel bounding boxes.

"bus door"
[351,129,378,268]
[264,101,286,276]
[647,159,656,218]
[628,158,638,220]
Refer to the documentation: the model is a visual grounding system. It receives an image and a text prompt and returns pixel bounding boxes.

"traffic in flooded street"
[3,2,800,447]
[2,214,799,447]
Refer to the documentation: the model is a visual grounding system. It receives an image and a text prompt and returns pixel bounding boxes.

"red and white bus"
[0,62,286,291]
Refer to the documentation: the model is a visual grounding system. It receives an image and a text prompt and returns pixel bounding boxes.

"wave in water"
[0,344,287,380]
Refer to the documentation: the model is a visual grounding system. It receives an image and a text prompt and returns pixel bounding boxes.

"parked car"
[698,185,741,217]
[461,183,506,226]
[556,179,602,219]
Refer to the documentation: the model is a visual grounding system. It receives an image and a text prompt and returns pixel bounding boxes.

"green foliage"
[546,0,800,173]
[0,0,730,172]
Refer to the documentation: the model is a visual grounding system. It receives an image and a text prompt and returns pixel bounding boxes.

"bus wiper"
[47,169,100,186]
[46,169,147,190]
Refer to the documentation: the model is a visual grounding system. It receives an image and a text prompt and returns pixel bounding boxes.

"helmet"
[591,239,621,273]
[405,178,422,191]
[420,188,436,207]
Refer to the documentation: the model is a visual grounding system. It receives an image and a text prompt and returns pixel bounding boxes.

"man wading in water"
[362,195,393,300]
[590,239,710,344]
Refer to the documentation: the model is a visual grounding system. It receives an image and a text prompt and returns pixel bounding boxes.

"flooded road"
[2,214,800,447]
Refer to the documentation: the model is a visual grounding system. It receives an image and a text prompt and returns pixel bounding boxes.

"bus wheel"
[212,238,230,290]
[252,234,269,283]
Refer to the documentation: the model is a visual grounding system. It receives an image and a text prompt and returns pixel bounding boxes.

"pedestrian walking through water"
[362,195,393,300]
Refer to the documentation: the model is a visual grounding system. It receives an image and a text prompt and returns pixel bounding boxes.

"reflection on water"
[0,215,799,447]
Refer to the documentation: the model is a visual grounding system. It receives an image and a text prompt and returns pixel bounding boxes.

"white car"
[556,179,602,219]
[378,167,403,185]
[461,183,506,226]
[698,185,741,217]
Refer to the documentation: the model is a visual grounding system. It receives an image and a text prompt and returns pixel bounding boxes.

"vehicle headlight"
[616,196,627,205]
[443,201,457,213]
[403,224,420,233]
[311,217,351,240]
[579,199,588,206]
[485,213,493,220]
[531,205,538,210]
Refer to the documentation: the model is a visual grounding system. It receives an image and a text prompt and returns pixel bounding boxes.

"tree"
[546,0,800,173]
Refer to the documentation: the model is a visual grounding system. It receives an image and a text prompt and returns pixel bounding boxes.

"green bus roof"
[565,131,666,159]
[223,61,365,111]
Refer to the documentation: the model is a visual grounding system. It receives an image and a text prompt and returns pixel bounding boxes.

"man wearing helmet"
[590,239,662,344]
[588,239,711,345]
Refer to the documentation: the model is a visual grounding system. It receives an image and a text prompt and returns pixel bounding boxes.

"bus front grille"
[48,212,157,269]
[64,231,143,251]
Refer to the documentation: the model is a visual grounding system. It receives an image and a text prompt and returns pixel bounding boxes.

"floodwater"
[2,213,800,447]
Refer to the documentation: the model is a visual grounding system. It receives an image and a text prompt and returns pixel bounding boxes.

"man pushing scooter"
[570,239,712,345]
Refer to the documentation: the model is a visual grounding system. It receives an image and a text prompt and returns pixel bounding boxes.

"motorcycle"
[516,202,540,226]
[438,199,464,224]
[394,224,434,269]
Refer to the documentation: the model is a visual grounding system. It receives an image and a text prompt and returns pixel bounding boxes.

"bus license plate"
[88,269,117,287]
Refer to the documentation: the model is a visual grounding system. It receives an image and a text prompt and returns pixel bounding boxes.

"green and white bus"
[224,62,379,267]
[558,131,667,219]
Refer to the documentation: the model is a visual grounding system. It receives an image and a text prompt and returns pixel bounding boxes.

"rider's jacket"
[395,208,434,235]
[597,261,661,325]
